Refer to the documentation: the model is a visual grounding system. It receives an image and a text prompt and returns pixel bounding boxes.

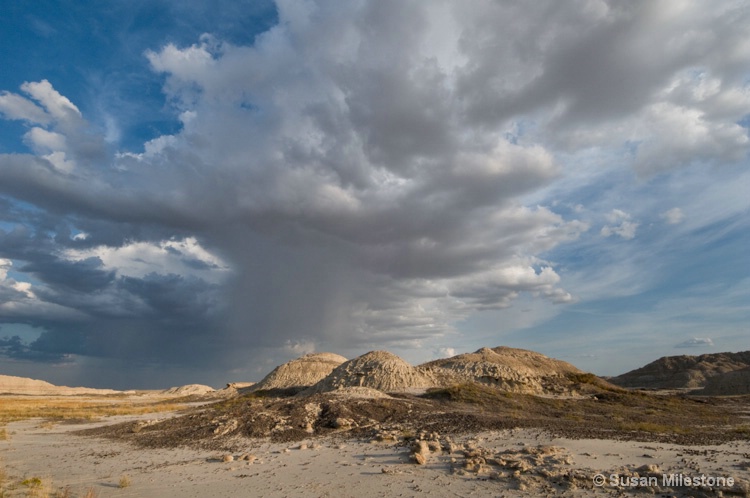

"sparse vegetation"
[52,486,72,498]
[0,396,187,426]
[117,475,131,488]
[424,383,515,406]
[0,466,102,498]
[617,421,691,435]
[74,382,749,452]
[0,394,183,498]
[20,477,43,488]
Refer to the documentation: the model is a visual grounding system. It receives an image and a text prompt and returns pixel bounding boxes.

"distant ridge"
[610,351,750,389]
[419,346,585,395]
[700,366,750,396]
[161,384,215,396]
[0,374,119,396]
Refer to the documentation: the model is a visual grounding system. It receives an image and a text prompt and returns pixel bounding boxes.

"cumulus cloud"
[20,80,81,123]
[675,337,714,348]
[0,0,748,384]
[0,91,52,125]
[661,207,685,225]
[600,209,639,240]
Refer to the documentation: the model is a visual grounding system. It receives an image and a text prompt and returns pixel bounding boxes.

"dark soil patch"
[77,386,750,452]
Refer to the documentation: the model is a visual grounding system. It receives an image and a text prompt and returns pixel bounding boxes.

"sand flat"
[2,411,749,497]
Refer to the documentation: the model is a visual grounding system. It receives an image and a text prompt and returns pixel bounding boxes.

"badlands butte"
[3,346,750,447]
[2,346,750,497]
[79,346,750,449]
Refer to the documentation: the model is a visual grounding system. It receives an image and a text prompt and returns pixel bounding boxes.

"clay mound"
[161,384,215,396]
[610,351,750,389]
[700,367,750,396]
[418,346,584,394]
[251,352,347,392]
[307,351,432,394]
[0,374,119,396]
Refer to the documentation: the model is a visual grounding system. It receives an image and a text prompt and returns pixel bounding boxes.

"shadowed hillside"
[610,351,750,389]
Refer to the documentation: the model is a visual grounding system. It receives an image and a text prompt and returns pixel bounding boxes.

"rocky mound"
[610,351,750,389]
[161,384,215,396]
[306,351,431,394]
[251,352,347,392]
[0,374,119,396]
[418,346,584,394]
[700,367,750,396]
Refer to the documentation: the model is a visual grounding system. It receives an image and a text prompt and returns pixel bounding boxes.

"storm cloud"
[1,0,748,387]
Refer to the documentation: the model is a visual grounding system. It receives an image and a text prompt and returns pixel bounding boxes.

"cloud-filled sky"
[0,0,748,389]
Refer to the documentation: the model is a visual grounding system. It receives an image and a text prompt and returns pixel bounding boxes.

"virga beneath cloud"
[0,0,748,386]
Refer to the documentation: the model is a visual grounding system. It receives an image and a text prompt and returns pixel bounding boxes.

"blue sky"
[0,1,748,389]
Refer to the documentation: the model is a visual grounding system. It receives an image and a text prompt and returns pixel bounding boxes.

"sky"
[0,0,748,389]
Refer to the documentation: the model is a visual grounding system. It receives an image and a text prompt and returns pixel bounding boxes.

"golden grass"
[420,382,739,440]
[0,395,184,497]
[0,396,186,426]
[0,467,103,498]
[117,475,130,489]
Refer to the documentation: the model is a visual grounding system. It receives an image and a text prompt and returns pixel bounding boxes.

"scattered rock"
[333,417,353,429]
[411,440,430,465]
[212,418,239,436]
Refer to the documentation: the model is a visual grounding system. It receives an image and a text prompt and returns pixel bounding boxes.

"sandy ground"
[1,411,749,497]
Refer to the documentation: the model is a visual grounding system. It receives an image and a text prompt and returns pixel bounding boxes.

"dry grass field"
[0,394,189,498]
[0,395,187,428]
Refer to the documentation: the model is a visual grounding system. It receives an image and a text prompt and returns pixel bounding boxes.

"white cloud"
[675,337,714,348]
[20,80,81,123]
[0,91,51,125]
[23,127,66,153]
[600,209,639,240]
[661,207,685,225]
[66,237,230,283]
[283,339,317,357]
[434,347,456,359]
[634,101,749,174]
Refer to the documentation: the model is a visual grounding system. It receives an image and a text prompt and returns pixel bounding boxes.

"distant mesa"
[251,352,347,392]
[419,346,584,395]
[610,351,750,390]
[0,374,119,396]
[161,384,215,396]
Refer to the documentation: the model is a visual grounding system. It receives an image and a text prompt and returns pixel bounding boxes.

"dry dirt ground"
[1,386,749,497]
